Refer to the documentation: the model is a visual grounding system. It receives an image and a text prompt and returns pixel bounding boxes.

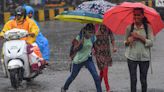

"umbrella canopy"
[76,0,115,15]
[55,10,103,23]
[103,2,164,35]
[55,0,115,24]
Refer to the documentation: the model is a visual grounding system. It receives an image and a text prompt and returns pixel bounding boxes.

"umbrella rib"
[114,10,133,34]
[106,8,131,15]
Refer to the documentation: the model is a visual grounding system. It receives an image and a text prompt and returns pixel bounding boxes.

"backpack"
[69,33,95,60]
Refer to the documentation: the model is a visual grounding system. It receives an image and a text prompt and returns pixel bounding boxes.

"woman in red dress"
[94,24,117,92]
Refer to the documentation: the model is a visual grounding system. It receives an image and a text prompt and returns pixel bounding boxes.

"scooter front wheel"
[9,68,23,89]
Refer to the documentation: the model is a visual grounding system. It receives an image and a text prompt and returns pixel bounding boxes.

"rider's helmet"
[24,5,34,18]
[14,6,26,20]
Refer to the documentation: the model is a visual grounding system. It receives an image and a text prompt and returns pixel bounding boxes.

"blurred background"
[0,0,163,46]
[0,0,164,19]
[0,0,163,17]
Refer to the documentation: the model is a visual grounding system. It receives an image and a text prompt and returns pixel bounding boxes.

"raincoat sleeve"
[28,19,39,37]
[34,20,41,29]
[145,24,153,47]
[0,21,12,37]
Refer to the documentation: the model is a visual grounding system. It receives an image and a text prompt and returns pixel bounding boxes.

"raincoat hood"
[24,5,34,15]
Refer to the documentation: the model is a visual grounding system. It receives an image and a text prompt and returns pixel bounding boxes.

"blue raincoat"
[24,5,50,62]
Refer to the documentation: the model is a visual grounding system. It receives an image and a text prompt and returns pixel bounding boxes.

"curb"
[0,6,75,24]
[0,1,158,24]
[34,6,75,21]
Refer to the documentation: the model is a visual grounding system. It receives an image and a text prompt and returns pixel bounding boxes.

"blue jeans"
[63,57,102,92]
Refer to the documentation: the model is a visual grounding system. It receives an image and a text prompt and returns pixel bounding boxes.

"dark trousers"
[63,57,102,92]
[127,59,150,92]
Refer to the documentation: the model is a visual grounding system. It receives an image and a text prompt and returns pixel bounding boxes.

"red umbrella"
[103,2,164,35]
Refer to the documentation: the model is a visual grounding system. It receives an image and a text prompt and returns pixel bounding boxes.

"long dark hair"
[85,23,95,32]
[132,8,149,38]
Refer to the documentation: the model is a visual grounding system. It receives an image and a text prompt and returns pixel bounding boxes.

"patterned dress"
[94,29,114,70]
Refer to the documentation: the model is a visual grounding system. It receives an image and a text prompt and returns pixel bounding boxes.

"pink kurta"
[94,29,114,70]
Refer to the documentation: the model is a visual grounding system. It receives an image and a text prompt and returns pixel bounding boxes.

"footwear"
[39,60,49,69]
[41,60,49,66]
[31,63,40,71]
[61,87,66,92]
[45,61,49,66]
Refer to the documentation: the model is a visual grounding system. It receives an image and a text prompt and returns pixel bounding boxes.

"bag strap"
[91,35,95,44]
[143,23,148,39]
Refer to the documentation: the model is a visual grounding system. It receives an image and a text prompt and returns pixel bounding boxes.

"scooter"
[1,28,43,89]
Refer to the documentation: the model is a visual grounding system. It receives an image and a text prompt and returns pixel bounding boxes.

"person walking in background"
[124,8,153,92]
[93,24,117,92]
[61,23,102,92]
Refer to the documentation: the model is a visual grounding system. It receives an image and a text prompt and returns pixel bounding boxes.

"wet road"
[0,21,164,92]
[39,21,125,64]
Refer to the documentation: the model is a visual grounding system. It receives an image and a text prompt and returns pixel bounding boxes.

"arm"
[124,25,135,47]
[0,21,12,39]
[28,19,39,37]
[108,30,117,52]
[73,35,84,52]
[145,25,154,47]
[111,40,117,52]
[0,36,4,40]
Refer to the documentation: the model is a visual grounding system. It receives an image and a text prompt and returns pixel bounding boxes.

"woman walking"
[124,8,153,92]
[94,24,117,92]
[61,23,102,92]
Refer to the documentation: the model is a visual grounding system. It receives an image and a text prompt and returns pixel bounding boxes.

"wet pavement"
[0,21,164,92]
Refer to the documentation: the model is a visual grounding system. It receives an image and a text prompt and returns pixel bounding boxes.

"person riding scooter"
[0,6,46,74]
[24,5,50,65]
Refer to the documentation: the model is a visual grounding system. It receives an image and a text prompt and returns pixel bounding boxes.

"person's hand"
[92,48,96,56]
[109,62,112,67]
[127,36,135,47]
[112,47,117,53]
[131,31,146,43]
[128,36,134,43]
[0,36,4,40]
[79,38,84,44]
[28,33,35,37]
[131,31,140,39]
